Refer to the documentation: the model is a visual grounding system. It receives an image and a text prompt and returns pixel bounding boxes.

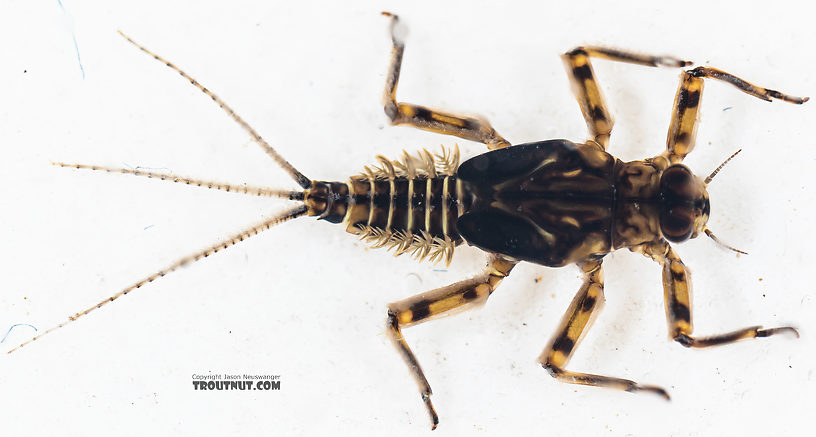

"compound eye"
[661,206,694,242]
[660,165,695,200]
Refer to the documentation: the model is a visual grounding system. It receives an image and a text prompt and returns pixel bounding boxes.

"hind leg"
[381,13,511,150]
[386,255,516,428]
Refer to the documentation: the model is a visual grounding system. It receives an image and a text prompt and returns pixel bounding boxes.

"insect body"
[12,12,808,430]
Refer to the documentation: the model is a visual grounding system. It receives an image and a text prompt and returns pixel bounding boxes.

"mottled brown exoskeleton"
[11,12,807,430]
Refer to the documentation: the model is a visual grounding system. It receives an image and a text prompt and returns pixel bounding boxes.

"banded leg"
[381,13,511,150]
[386,255,516,429]
[563,46,691,149]
[665,67,808,163]
[634,241,799,347]
[539,260,669,399]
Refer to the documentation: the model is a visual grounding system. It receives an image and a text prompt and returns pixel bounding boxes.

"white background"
[1,1,814,435]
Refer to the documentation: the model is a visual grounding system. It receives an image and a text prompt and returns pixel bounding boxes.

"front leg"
[664,67,808,163]
[633,241,799,347]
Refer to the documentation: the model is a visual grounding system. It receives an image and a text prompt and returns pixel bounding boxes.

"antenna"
[704,149,742,185]
[704,228,748,255]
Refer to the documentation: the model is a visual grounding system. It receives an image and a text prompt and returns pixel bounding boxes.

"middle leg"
[539,259,669,398]
[562,46,691,149]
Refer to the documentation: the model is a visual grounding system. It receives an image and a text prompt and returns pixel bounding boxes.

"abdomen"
[346,175,460,235]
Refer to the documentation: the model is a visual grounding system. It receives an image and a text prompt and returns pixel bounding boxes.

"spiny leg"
[664,67,808,163]
[563,46,691,149]
[386,255,516,429]
[7,205,308,353]
[633,241,799,348]
[539,259,669,399]
[381,12,511,150]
